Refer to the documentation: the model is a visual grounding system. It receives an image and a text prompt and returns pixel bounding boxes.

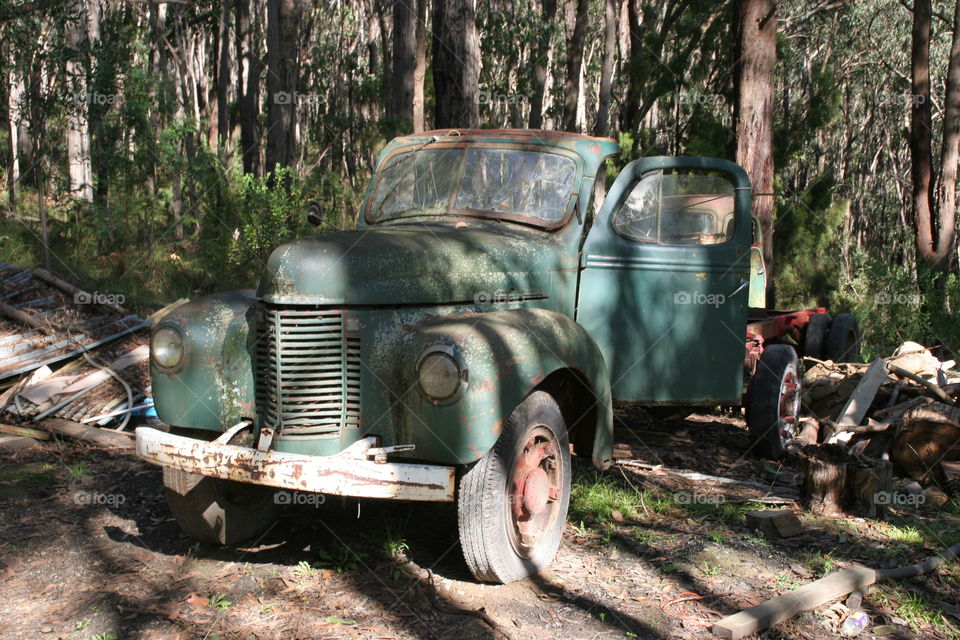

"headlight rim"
[150,324,186,372]
[416,344,468,405]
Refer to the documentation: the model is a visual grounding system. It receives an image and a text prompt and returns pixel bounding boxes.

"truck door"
[576,157,751,405]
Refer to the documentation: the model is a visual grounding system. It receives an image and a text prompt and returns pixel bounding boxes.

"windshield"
[366,147,578,227]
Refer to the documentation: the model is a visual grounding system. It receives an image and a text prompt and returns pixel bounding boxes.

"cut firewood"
[40,418,134,449]
[893,402,960,485]
[872,396,934,422]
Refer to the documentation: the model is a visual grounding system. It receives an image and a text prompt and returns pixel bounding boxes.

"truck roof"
[378,129,622,177]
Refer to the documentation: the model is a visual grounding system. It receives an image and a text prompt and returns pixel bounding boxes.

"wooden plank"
[20,345,148,406]
[828,359,888,444]
[41,418,134,449]
[0,423,50,440]
[711,565,878,639]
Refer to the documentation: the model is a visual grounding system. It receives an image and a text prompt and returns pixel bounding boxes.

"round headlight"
[418,351,462,402]
[151,326,184,369]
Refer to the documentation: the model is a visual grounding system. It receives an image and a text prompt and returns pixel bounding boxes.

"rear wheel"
[826,313,861,363]
[802,312,832,360]
[458,391,571,584]
[746,345,801,459]
[163,468,280,545]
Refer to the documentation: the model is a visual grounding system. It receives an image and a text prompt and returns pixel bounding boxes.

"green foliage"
[773,175,845,309]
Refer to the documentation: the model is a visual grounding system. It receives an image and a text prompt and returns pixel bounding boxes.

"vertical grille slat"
[255,305,361,438]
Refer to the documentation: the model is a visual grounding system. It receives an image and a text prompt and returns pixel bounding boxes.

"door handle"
[728,278,748,297]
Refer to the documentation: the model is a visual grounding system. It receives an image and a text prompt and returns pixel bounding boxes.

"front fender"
[393,308,613,468]
[151,290,257,431]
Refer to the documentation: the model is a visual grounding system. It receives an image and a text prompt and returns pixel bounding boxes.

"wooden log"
[0,300,48,332]
[40,418,134,449]
[799,444,848,517]
[872,396,933,422]
[33,267,125,314]
[711,565,878,639]
[0,435,41,450]
[794,417,820,446]
[0,423,49,440]
[829,359,889,445]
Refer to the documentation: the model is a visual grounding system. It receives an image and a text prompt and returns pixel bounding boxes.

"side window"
[612,170,736,245]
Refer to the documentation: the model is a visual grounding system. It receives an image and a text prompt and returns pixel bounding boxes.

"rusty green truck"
[137,129,858,583]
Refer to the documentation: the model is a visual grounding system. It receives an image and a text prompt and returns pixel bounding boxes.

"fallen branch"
[0,423,49,440]
[712,543,960,639]
[0,300,48,332]
[887,362,957,406]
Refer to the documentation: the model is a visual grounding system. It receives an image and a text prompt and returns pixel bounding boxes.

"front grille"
[255,305,361,437]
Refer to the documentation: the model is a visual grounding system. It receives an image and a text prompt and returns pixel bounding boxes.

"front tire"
[746,345,801,459]
[458,391,571,584]
[163,467,281,545]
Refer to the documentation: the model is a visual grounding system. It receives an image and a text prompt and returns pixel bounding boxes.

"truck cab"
[137,129,850,583]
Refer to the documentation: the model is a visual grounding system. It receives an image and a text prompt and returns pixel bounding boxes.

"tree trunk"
[432,0,480,128]
[561,0,588,132]
[529,0,557,129]
[6,71,22,208]
[412,0,426,131]
[236,0,261,175]
[216,0,232,152]
[390,0,416,134]
[911,0,939,268]
[932,0,960,272]
[265,0,300,178]
[66,0,93,203]
[735,0,776,305]
[595,0,616,138]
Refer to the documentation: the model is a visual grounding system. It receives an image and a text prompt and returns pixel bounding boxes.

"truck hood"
[256,221,567,306]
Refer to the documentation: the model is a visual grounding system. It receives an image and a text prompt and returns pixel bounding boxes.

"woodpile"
[794,341,960,516]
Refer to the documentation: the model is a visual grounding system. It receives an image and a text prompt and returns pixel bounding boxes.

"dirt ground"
[1,410,958,640]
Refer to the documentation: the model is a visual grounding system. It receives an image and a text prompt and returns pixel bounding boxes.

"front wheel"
[746,345,801,459]
[458,391,571,584]
[163,467,281,545]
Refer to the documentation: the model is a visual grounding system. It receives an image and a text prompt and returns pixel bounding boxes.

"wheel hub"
[510,430,561,551]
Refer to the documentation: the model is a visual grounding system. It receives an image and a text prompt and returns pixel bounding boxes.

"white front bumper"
[135,426,456,502]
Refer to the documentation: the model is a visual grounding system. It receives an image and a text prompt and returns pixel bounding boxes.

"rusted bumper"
[135,427,456,502]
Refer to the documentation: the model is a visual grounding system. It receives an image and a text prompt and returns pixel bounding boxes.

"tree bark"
[911,0,939,268]
[735,0,777,305]
[5,70,22,208]
[265,0,300,178]
[595,0,616,138]
[390,0,417,133]
[216,0,232,152]
[236,0,261,175]
[413,0,426,131]
[65,0,93,203]
[432,0,480,128]
[529,0,557,129]
[932,0,960,271]
[561,0,589,132]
